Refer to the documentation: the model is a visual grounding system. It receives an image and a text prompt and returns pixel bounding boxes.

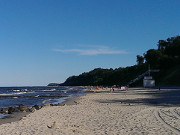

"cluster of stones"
[0,103,65,115]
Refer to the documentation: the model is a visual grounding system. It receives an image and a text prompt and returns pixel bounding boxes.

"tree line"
[49,35,180,86]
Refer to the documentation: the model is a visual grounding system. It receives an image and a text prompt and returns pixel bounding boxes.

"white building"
[143,76,155,87]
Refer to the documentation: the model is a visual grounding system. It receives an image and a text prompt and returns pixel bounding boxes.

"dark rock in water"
[18,104,28,112]
[0,108,9,114]
[33,105,42,110]
[29,107,36,112]
[8,107,15,114]
[14,107,21,112]
[56,103,65,106]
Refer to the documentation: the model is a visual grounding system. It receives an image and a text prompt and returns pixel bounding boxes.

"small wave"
[42,98,66,104]
[42,89,56,92]
[42,99,53,104]
[14,92,27,95]
[21,89,28,91]
[69,88,74,90]
[59,89,68,93]
[0,93,24,96]
[12,89,20,92]
[0,91,34,96]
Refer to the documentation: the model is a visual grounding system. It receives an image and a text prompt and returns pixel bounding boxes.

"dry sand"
[0,88,180,135]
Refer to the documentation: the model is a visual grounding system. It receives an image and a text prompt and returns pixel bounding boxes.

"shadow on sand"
[95,88,180,107]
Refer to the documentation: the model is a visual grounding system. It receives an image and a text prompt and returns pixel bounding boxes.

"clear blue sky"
[0,0,179,86]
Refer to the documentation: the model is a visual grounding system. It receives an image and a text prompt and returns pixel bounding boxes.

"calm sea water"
[0,86,86,108]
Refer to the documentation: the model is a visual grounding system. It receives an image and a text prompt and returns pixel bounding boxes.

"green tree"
[136,55,144,65]
[144,49,162,68]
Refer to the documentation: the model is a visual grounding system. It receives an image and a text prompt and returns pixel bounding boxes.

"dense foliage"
[50,36,180,86]
[60,64,147,86]
[143,35,180,69]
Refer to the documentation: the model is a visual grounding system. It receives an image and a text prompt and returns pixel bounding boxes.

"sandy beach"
[0,88,180,135]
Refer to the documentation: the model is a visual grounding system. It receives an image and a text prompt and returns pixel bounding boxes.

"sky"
[0,0,180,86]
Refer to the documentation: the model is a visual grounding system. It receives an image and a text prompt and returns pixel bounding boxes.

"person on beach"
[110,88,112,93]
[96,86,100,90]
[125,85,128,91]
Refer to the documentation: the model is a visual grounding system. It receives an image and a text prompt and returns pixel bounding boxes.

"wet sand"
[0,112,30,125]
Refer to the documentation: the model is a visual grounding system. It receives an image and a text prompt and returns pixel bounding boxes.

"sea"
[0,86,87,108]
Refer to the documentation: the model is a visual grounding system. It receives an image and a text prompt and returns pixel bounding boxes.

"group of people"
[89,85,129,92]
